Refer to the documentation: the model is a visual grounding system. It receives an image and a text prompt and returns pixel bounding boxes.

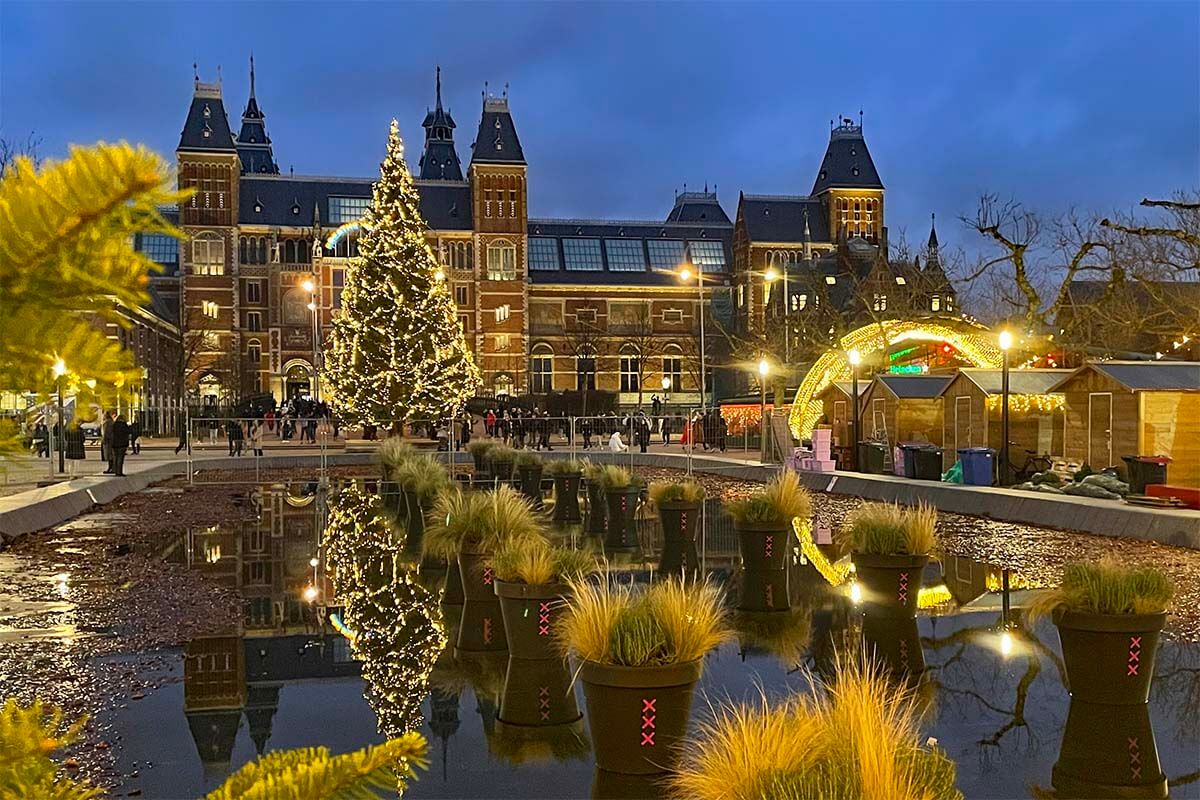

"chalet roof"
[738,194,830,243]
[666,191,731,224]
[177,81,236,153]
[237,175,473,231]
[470,96,525,165]
[811,119,884,195]
[873,374,954,399]
[951,368,1072,396]
[1049,361,1200,393]
[821,380,867,399]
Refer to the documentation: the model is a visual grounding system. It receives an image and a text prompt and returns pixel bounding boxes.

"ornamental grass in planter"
[466,440,497,474]
[648,480,705,576]
[391,457,453,556]
[545,459,584,524]
[378,438,419,480]
[514,451,546,508]
[672,662,962,800]
[487,445,517,482]
[726,471,811,572]
[1027,559,1173,706]
[837,502,937,618]
[582,461,608,535]
[492,538,598,660]
[596,465,644,550]
[557,577,730,775]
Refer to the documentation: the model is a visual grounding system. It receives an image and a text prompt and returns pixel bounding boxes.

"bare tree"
[622,304,667,409]
[0,132,41,178]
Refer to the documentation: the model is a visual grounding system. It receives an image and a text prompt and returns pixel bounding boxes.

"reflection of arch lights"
[789,319,1003,438]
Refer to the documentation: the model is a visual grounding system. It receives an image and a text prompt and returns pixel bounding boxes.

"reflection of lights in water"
[309,557,319,567]
[54,573,70,597]
[917,584,953,609]
[1000,630,1014,657]
[849,580,862,605]
[205,544,222,564]
[330,612,357,642]
[303,585,318,602]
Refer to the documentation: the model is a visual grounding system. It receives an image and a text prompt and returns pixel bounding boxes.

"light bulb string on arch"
[788,319,1003,439]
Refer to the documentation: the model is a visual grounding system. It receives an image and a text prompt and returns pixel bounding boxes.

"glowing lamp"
[1000,630,1014,657]
[309,557,319,567]
[757,358,770,377]
[52,358,67,378]
[764,267,779,283]
[301,278,316,293]
[848,349,861,367]
[661,376,671,390]
[998,330,1013,351]
[679,267,692,282]
[303,585,318,602]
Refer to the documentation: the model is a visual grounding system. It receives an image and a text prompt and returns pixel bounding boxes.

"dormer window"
[494,136,503,151]
[820,171,827,180]
[202,122,212,138]
[291,203,301,216]
[852,167,860,176]
[494,118,502,129]
[203,104,211,118]
[254,199,263,213]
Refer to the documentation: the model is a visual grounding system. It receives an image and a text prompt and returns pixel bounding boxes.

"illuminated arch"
[789,319,1003,438]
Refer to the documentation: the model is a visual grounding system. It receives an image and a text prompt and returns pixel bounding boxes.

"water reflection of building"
[181,486,359,786]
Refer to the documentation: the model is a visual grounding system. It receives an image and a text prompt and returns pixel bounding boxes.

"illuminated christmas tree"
[323,120,479,427]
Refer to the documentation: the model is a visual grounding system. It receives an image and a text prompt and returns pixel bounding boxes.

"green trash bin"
[858,442,887,474]
[1121,455,1170,494]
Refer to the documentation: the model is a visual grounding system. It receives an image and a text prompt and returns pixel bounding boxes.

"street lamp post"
[301,278,321,401]
[679,263,706,409]
[998,330,1013,486]
[758,357,770,463]
[764,267,789,365]
[848,349,862,472]
[53,358,66,475]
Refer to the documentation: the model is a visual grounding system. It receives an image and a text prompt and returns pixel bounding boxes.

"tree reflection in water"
[325,484,447,738]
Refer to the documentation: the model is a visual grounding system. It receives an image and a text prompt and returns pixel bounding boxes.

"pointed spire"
[420,66,463,180]
[803,207,812,241]
[236,55,278,174]
[249,53,256,99]
[927,213,939,251]
[436,66,443,109]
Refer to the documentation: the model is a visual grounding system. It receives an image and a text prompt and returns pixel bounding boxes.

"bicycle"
[1009,445,1053,484]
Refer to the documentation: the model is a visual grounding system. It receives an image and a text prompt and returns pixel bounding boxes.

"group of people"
[482,407,561,451]
[475,405,727,454]
[27,412,141,476]
[679,408,729,452]
[173,395,335,456]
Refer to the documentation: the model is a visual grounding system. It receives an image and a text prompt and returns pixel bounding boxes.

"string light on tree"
[321,120,480,428]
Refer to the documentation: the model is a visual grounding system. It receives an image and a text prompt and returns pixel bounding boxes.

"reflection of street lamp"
[758,357,770,462]
[300,277,321,400]
[303,585,318,603]
[53,358,66,475]
[848,349,862,472]
[678,259,707,409]
[763,266,790,363]
[998,330,1012,485]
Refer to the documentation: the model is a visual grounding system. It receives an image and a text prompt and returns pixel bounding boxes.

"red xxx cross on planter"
[538,601,551,636]
[640,698,657,746]
[1128,636,1141,676]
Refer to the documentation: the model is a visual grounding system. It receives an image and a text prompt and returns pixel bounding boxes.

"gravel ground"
[2,464,1197,789]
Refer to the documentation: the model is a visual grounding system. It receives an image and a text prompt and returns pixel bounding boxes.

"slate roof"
[419,140,464,181]
[875,374,954,399]
[951,368,1072,396]
[811,121,884,195]
[237,175,473,231]
[145,284,179,327]
[738,194,830,243]
[470,98,525,165]
[666,192,731,224]
[178,83,236,153]
[1050,361,1200,392]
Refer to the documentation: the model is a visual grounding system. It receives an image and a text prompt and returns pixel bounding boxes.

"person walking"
[110,413,130,477]
[717,412,728,453]
[174,410,190,455]
[64,423,86,476]
[101,411,115,474]
[485,409,497,438]
[660,414,670,446]
[32,421,49,457]
[580,416,593,450]
[250,420,264,457]
[128,419,141,455]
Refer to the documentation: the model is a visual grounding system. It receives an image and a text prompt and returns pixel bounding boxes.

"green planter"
[851,552,929,618]
[735,521,791,572]
[656,501,701,577]
[862,613,925,677]
[1054,609,1166,705]
[400,489,426,556]
[441,558,465,606]
[552,473,583,524]
[578,659,702,775]
[495,580,570,661]
[585,479,607,535]
[498,656,581,728]
[517,464,545,508]
[458,548,497,602]
[456,597,507,653]
[604,486,641,550]
[490,458,515,482]
[737,568,790,613]
[591,769,668,799]
[1052,699,1167,798]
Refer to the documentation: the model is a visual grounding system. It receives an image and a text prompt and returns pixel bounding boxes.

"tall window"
[605,239,647,272]
[931,295,941,312]
[328,196,370,224]
[494,304,511,323]
[494,374,514,397]
[445,240,473,270]
[576,348,596,391]
[646,239,685,270]
[202,300,219,318]
[562,239,603,271]
[687,240,726,272]
[530,345,554,394]
[192,233,224,275]
[248,341,261,364]
[247,311,262,331]
[529,237,560,271]
[455,285,469,306]
[873,294,887,312]
[246,280,262,304]
[487,241,517,280]
[662,353,682,392]
[619,348,640,393]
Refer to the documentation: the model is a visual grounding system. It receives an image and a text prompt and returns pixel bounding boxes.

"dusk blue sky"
[2,1,1197,252]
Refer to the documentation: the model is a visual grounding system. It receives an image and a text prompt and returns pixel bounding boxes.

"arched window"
[283,239,297,264]
[530,343,554,394]
[494,373,514,397]
[193,233,224,275]
[619,344,640,394]
[575,346,596,392]
[487,240,517,280]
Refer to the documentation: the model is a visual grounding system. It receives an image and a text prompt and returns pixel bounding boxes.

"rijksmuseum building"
[144,63,954,409]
